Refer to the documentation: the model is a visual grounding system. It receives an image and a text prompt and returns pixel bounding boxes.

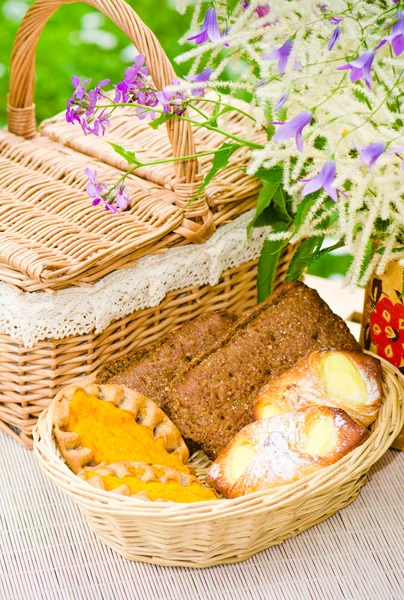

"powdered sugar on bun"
[206,406,369,498]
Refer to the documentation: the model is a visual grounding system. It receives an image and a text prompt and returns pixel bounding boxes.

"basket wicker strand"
[0,0,295,447]
[33,356,404,568]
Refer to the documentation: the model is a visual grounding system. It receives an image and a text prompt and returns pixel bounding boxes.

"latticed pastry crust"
[79,461,214,501]
[53,384,189,474]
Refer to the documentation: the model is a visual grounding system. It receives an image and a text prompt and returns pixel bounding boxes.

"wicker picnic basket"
[0,0,298,447]
[33,355,404,568]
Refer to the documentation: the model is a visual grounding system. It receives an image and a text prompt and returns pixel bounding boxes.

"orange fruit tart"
[80,462,218,503]
[53,384,190,475]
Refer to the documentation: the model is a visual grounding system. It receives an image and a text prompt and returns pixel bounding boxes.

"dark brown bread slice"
[96,311,238,407]
[165,281,361,459]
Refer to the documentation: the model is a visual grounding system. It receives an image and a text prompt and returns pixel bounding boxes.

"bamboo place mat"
[1,432,404,600]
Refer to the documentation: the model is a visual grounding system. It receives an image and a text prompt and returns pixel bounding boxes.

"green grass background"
[0,0,351,279]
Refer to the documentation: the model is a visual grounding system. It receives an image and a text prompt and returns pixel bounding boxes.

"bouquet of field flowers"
[66,0,404,298]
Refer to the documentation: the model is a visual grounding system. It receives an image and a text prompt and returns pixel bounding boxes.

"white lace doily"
[0,211,268,348]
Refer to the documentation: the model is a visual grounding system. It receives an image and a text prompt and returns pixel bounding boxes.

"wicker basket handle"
[7,0,214,234]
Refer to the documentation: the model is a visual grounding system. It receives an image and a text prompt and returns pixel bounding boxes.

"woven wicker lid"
[2,0,263,293]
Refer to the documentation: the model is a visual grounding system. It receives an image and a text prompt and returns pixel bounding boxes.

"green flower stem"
[100,102,263,149]
[120,147,233,182]
[187,97,256,122]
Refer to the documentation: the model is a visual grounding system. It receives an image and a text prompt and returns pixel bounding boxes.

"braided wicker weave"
[0,0,295,447]
[33,356,404,568]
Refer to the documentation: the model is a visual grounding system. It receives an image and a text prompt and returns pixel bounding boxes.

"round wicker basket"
[33,355,404,568]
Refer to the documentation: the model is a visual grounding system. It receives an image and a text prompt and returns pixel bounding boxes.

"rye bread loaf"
[96,311,238,407]
[165,281,361,459]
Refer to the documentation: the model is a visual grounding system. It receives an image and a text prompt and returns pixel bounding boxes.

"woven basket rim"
[32,352,404,518]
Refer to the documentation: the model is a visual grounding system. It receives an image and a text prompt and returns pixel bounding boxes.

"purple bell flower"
[188,8,224,45]
[272,110,313,152]
[384,11,404,55]
[387,146,404,170]
[355,141,386,170]
[328,18,342,50]
[264,39,293,74]
[336,49,376,89]
[301,160,339,202]
[184,68,213,97]
[274,89,289,111]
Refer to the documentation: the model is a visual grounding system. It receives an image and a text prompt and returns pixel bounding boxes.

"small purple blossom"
[115,183,130,209]
[156,78,189,116]
[272,110,313,152]
[387,146,404,170]
[66,77,111,135]
[188,8,224,45]
[242,1,270,18]
[90,109,111,136]
[301,160,339,202]
[256,4,270,18]
[70,76,91,101]
[355,141,386,170]
[336,49,377,89]
[84,169,129,212]
[113,55,158,119]
[384,11,404,55]
[331,16,342,25]
[184,68,213,97]
[264,39,293,74]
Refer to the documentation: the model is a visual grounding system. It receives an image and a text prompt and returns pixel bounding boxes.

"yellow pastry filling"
[321,353,367,407]
[230,442,257,481]
[68,389,190,473]
[85,472,218,503]
[259,404,285,419]
[304,418,336,457]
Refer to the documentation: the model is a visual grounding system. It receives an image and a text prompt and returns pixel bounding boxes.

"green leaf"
[227,0,240,13]
[277,106,287,121]
[353,88,372,109]
[313,135,328,150]
[392,118,404,132]
[257,239,287,302]
[149,112,176,130]
[272,185,292,223]
[263,100,275,141]
[359,240,372,281]
[263,100,273,123]
[308,238,346,264]
[294,192,319,228]
[247,167,284,236]
[108,142,140,165]
[196,142,240,197]
[285,237,324,281]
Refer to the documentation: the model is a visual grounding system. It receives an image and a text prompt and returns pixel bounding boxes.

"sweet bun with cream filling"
[206,406,369,498]
[253,349,382,428]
